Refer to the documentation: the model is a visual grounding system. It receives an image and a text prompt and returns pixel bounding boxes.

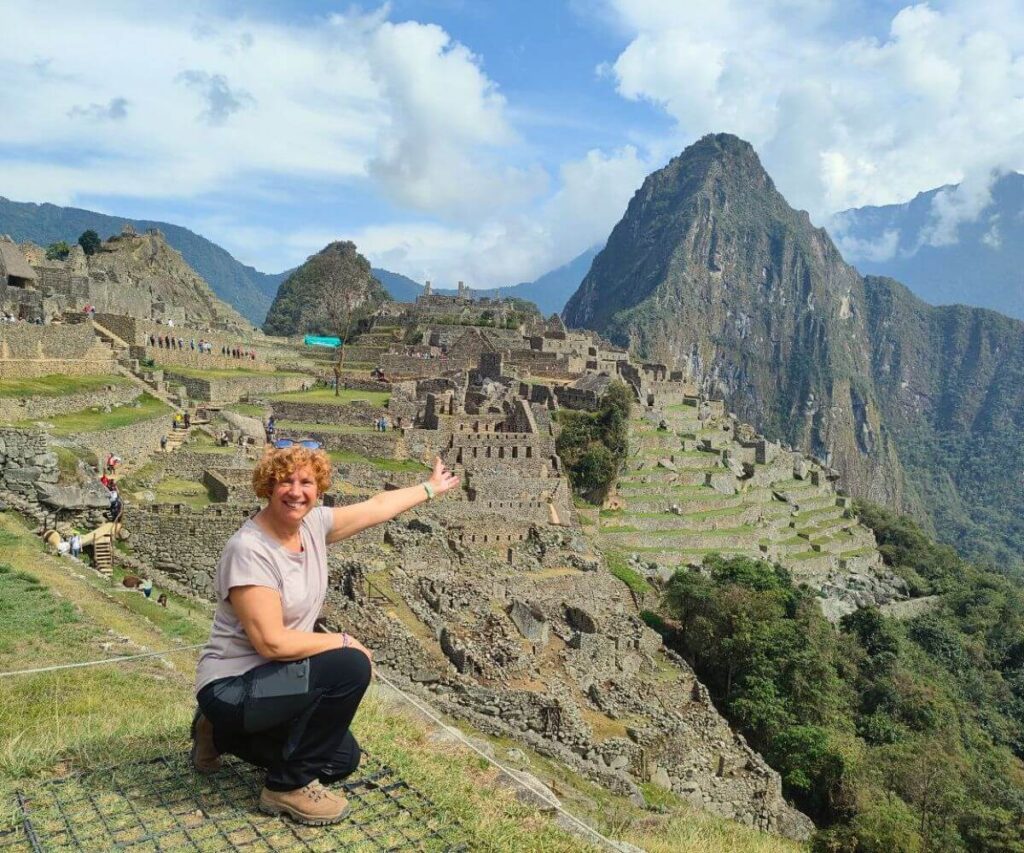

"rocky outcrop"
[20,229,254,334]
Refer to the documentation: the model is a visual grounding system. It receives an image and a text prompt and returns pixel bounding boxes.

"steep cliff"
[564,134,1024,568]
[263,241,389,338]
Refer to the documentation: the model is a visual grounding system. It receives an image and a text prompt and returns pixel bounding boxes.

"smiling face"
[267,465,319,527]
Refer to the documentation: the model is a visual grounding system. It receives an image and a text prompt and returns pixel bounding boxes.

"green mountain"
[830,172,1024,321]
[0,196,286,326]
[263,241,389,338]
[564,133,1024,570]
[371,267,423,302]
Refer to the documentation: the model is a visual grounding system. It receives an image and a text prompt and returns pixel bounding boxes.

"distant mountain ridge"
[564,133,1024,569]
[373,247,599,316]
[829,172,1024,320]
[0,196,287,326]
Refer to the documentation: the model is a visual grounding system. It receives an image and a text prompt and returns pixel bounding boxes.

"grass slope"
[0,512,799,852]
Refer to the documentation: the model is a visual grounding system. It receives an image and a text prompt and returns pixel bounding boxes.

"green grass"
[0,515,592,852]
[269,387,391,406]
[603,551,654,596]
[51,444,99,480]
[329,449,428,473]
[153,477,213,508]
[0,374,128,399]
[0,513,803,853]
[224,402,266,417]
[160,365,303,379]
[20,393,170,435]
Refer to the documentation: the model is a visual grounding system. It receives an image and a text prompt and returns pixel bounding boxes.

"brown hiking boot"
[190,709,222,774]
[259,781,351,825]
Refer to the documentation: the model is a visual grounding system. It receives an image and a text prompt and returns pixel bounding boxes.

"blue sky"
[1,1,1022,283]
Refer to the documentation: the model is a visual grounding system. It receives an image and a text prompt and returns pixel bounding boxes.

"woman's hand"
[427,456,460,498]
[344,634,374,665]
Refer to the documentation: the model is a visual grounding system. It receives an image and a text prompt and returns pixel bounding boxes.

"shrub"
[78,229,102,256]
[45,241,71,260]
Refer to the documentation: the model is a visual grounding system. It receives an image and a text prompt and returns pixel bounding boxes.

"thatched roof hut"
[0,239,37,287]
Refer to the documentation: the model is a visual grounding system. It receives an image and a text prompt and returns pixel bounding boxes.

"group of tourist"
[145,334,257,361]
[57,532,83,559]
[98,472,122,519]
[374,416,390,432]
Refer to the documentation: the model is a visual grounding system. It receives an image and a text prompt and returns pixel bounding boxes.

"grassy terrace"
[0,513,797,853]
[0,374,127,398]
[224,402,267,418]
[329,449,427,474]
[160,365,306,380]
[153,477,213,508]
[18,393,169,435]
[269,387,391,406]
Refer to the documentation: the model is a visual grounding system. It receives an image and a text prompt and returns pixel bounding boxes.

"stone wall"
[0,426,57,498]
[0,427,107,530]
[165,371,307,402]
[70,413,172,471]
[270,400,386,426]
[202,467,252,503]
[0,323,115,378]
[0,380,135,424]
[123,503,257,596]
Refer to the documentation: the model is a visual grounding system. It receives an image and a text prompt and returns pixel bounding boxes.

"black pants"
[197,649,371,791]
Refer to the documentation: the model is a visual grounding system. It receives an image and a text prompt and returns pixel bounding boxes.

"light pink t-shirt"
[195,506,333,695]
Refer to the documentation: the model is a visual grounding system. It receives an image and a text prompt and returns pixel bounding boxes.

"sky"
[1,0,1022,284]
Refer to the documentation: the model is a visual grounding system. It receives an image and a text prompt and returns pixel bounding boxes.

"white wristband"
[422,482,435,500]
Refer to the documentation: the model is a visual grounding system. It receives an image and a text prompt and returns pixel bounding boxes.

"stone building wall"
[202,467,252,503]
[0,282,44,320]
[0,380,136,424]
[0,323,115,378]
[71,413,172,470]
[123,503,257,595]
[276,425,403,460]
[0,426,57,499]
[270,400,386,426]
[165,370,307,402]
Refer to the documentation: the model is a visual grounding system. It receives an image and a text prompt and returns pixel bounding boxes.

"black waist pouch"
[243,659,312,734]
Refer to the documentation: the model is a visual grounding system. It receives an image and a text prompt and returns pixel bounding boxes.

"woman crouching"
[191,444,459,825]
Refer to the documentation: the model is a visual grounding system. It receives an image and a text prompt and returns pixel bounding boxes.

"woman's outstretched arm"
[326,456,459,544]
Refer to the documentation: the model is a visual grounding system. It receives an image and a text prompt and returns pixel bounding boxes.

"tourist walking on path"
[191,446,459,825]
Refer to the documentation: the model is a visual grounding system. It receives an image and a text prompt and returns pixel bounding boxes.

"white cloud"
[604,0,1024,235]
[833,228,902,263]
[981,216,1002,249]
[0,1,532,221]
[341,145,650,287]
[919,168,1000,247]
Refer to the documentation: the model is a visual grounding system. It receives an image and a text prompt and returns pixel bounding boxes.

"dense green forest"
[647,503,1024,851]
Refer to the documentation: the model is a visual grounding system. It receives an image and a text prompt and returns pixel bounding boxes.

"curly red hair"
[251,446,332,500]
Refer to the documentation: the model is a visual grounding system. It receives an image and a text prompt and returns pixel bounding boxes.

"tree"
[45,241,71,261]
[78,229,101,256]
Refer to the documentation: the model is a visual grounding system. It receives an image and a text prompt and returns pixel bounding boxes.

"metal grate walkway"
[0,753,465,851]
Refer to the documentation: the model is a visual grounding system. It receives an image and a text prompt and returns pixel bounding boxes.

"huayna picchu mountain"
[564,133,1024,570]
[263,241,389,338]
